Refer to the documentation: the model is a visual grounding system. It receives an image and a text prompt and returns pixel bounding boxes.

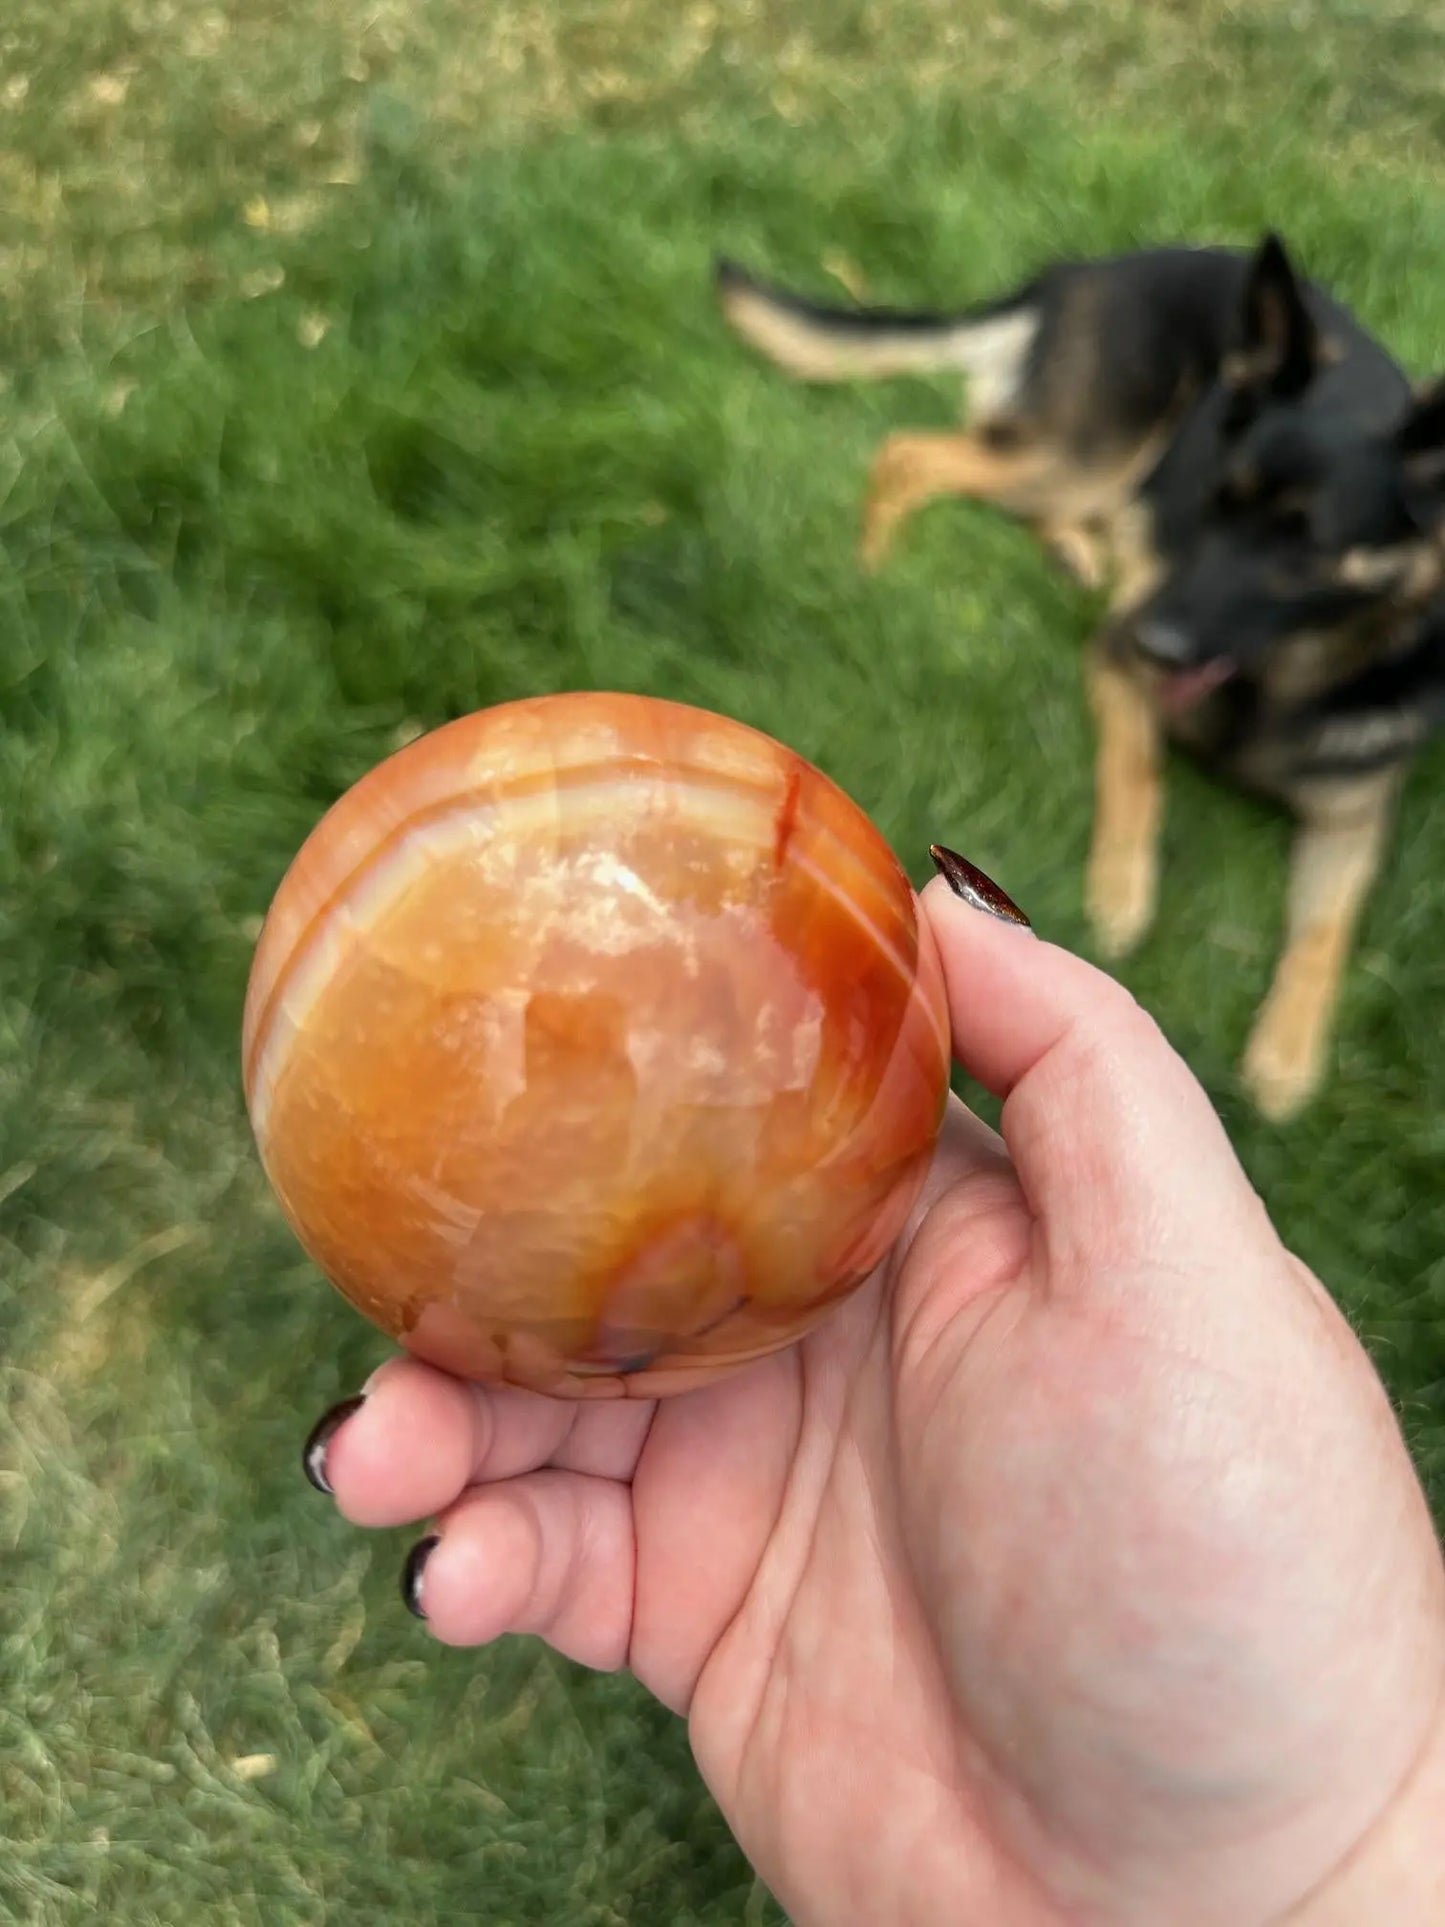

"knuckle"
[1080,973,1171,1063]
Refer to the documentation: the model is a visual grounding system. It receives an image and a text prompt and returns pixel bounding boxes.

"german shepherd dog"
[716,235,1445,1119]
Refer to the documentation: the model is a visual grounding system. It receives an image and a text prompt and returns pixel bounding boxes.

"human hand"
[303,868,1445,1925]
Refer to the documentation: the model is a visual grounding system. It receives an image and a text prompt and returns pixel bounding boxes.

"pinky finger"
[403,1469,636,1674]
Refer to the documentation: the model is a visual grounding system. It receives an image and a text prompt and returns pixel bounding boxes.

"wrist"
[1283,1705,1445,1925]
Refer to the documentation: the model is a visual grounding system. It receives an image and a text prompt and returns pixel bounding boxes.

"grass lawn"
[4,1,1445,1919]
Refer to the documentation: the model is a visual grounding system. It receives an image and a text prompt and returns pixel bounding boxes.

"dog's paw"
[857,509,897,573]
[1086,851,1156,957]
[859,434,942,572]
[1239,1009,1321,1123]
[858,462,913,571]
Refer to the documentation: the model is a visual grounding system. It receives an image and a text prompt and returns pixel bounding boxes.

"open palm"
[315,888,1445,1927]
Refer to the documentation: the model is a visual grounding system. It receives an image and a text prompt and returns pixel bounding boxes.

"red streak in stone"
[773,761,803,871]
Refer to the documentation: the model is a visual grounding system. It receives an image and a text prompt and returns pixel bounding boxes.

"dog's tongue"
[1160,657,1236,713]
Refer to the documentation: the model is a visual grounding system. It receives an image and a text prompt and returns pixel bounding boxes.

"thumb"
[919,873,1269,1272]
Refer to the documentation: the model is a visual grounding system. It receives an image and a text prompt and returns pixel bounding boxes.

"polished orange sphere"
[242,692,949,1398]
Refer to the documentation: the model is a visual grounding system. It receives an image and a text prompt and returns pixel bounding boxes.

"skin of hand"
[307,877,1445,1926]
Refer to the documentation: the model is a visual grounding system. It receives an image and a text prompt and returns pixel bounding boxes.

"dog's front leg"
[1241,775,1398,1122]
[1084,641,1164,957]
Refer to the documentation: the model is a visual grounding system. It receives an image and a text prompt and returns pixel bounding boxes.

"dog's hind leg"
[1037,518,1109,589]
[859,430,1053,570]
[1084,640,1165,957]
[1240,772,1399,1121]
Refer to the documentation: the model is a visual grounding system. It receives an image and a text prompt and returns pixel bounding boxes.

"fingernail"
[301,1394,366,1496]
[401,1534,439,1620]
[929,845,1032,928]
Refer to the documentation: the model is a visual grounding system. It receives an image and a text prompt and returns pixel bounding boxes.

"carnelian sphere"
[242,692,950,1398]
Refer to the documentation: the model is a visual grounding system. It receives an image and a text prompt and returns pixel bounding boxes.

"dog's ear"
[1232,232,1320,403]
[1396,378,1445,527]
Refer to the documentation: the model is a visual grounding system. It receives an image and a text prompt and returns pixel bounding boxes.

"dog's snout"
[1132,617,1194,665]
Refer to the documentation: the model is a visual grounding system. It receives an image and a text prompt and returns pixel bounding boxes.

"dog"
[715,234,1445,1119]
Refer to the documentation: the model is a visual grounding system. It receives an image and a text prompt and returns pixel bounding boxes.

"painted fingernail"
[401,1535,439,1620]
[929,845,1032,928]
[301,1394,365,1496]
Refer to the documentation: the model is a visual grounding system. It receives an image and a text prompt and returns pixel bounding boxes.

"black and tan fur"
[716,236,1445,1119]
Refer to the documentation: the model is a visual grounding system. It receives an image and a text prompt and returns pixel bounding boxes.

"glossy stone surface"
[242,692,949,1397]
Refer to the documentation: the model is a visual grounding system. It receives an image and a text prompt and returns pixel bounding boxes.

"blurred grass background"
[3,1,1444,1920]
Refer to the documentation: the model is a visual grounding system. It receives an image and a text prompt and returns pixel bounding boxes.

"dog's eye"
[1220,388,1259,440]
[1213,480,1252,518]
[1270,503,1312,542]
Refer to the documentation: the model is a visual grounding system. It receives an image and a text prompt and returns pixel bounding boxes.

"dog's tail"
[714,257,1038,390]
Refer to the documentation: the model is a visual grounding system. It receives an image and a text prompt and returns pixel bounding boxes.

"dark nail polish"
[401,1535,439,1620]
[929,845,1032,928]
[301,1394,365,1495]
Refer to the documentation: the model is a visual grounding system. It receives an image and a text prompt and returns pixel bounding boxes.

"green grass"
[4,1,1445,1919]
